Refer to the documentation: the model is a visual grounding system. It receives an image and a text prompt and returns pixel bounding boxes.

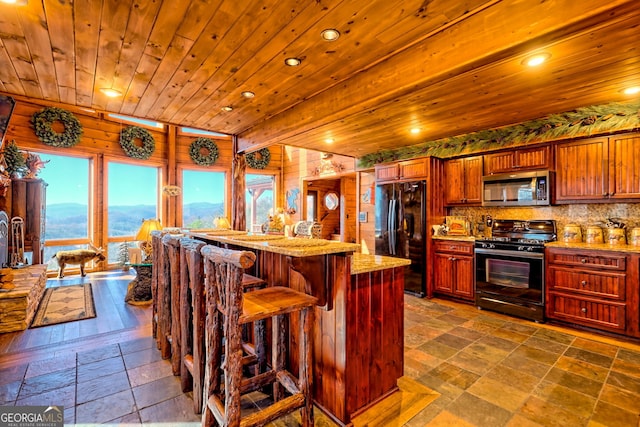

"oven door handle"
[474,248,544,259]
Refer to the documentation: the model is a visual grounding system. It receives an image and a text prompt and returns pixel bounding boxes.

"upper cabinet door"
[375,158,428,183]
[609,133,640,199]
[555,137,608,202]
[444,159,466,205]
[444,156,482,206]
[375,163,399,182]
[484,145,551,175]
[399,159,428,180]
[463,156,483,204]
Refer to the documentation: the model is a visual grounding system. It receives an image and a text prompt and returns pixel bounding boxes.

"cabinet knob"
[581,280,587,286]
[581,307,587,313]
[602,192,609,197]
[580,258,587,264]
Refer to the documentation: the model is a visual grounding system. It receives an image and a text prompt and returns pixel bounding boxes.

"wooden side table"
[125,263,152,305]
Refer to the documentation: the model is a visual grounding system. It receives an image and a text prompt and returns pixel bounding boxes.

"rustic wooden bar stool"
[180,238,268,414]
[201,245,317,427]
[151,230,169,353]
[178,237,207,413]
[162,233,184,375]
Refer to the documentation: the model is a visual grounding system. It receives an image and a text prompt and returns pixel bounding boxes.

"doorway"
[303,174,356,242]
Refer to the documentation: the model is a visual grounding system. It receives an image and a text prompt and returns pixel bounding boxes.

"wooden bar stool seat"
[201,245,317,427]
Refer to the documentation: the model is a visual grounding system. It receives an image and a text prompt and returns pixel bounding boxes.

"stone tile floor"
[1,295,640,426]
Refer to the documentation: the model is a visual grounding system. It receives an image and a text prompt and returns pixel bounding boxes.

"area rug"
[30,284,96,328]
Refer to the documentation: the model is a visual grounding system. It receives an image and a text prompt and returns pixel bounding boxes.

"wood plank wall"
[3,96,376,257]
[358,171,376,254]
[1,96,282,239]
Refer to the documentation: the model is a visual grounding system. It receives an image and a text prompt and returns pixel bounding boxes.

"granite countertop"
[432,235,476,242]
[351,253,411,275]
[545,241,640,254]
[189,232,361,257]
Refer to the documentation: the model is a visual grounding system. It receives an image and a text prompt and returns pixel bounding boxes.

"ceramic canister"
[607,228,626,245]
[629,227,640,246]
[584,225,604,244]
[562,224,582,243]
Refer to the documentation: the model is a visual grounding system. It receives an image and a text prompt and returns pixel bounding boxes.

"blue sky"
[36,152,225,206]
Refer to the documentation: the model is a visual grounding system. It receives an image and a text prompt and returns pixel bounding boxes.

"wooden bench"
[0,265,48,332]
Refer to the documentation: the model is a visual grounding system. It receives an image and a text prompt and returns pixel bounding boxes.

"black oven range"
[475,219,557,322]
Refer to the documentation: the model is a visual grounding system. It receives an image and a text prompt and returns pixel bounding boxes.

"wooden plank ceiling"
[0,0,638,159]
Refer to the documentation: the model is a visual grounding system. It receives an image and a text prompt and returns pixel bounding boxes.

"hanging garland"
[245,148,271,169]
[120,126,155,159]
[31,107,83,147]
[189,137,219,166]
[357,100,640,168]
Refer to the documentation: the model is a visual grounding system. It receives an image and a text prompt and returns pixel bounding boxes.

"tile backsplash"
[450,203,640,239]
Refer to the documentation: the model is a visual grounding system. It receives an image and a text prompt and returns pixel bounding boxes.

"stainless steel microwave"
[482,170,550,206]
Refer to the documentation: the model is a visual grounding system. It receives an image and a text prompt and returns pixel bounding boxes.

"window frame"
[177,165,229,229]
[104,156,165,267]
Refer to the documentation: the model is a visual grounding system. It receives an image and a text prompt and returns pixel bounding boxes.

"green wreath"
[120,126,155,159]
[189,138,219,166]
[31,107,83,147]
[246,148,271,169]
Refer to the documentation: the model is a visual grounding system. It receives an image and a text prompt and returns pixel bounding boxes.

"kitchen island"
[189,231,408,425]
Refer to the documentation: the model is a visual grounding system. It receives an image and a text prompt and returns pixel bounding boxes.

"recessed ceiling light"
[221,106,233,112]
[522,52,551,67]
[284,57,302,66]
[0,0,28,5]
[622,86,640,96]
[325,138,334,144]
[410,127,421,134]
[100,88,122,98]
[241,91,255,99]
[321,29,340,41]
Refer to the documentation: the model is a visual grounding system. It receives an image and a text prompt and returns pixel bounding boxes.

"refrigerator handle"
[387,200,393,255]
[390,199,397,255]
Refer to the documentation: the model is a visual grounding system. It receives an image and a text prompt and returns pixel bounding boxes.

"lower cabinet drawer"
[547,293,626,332]
[547,267,625,300]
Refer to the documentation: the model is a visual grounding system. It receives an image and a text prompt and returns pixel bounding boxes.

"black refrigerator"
[375,180,426,296]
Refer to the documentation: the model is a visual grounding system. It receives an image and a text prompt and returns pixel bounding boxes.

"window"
[182,170,226,228]
[35,153,91,270]
[107,113,164,129]
[107,162,160,263]
[306,191,318,222]
[246,174,275,232]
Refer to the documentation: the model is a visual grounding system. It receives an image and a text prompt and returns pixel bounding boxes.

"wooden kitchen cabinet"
[546,247,640,337]
[609,133,640,199]
[444,156,482,206]
[433,240,474,301]
[374,158,428,182]
[484,145,551,175]
[555,133,640,202]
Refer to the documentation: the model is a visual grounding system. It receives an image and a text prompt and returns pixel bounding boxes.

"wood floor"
[0,269,150,370]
